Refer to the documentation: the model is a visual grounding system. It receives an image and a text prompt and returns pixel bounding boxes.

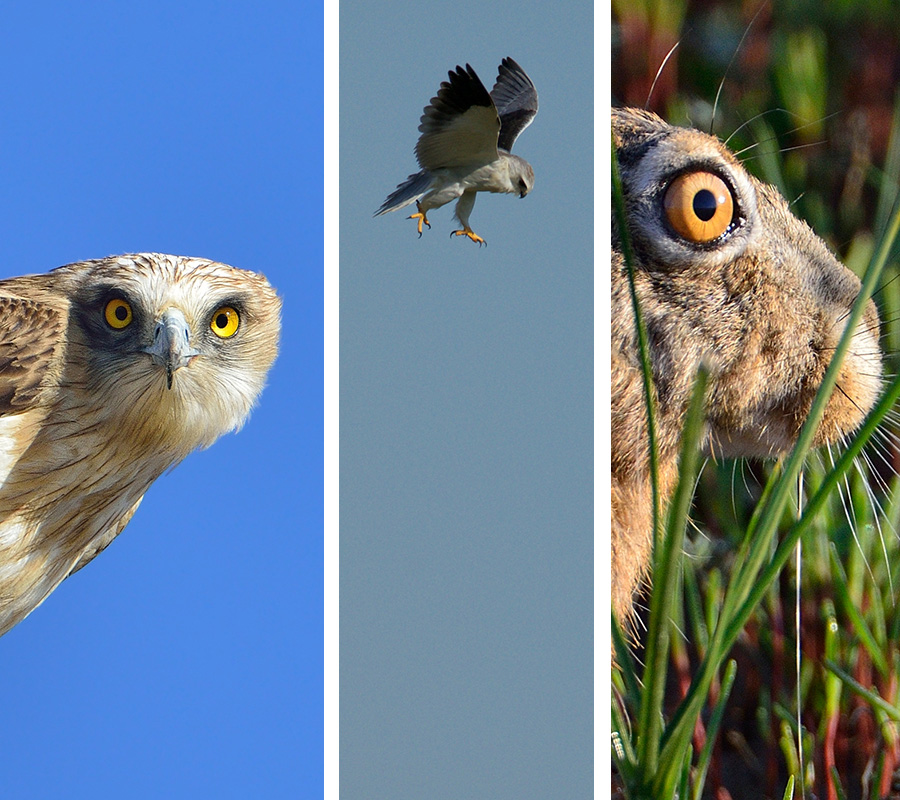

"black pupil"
[693,189,718,222]
[216,313,229,329]
[114,304,128,321]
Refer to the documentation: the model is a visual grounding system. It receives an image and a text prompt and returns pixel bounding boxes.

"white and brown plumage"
[376,57,539,245]
[0,253,281,635]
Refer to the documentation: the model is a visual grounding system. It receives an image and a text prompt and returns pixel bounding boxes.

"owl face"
[57,254,282,453]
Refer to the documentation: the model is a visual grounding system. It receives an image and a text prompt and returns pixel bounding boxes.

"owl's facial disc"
[142,307,201,390]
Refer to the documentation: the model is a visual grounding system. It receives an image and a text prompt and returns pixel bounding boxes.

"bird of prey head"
[375,57,539,246]
[0,253,281,635]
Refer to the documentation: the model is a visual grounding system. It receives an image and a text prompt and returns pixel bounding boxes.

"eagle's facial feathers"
[60,254,281,459]
[0,253,281,635]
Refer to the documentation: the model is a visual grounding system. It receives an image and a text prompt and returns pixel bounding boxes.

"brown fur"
[611,109,882,625]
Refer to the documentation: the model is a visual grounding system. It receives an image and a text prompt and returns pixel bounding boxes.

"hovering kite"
[376,57,539,246]
[0,253,281,635]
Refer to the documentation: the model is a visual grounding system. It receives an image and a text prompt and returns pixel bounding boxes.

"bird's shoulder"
[0,275,70,416]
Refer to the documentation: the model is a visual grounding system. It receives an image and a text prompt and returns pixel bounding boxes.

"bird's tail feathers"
[374,171,431,216]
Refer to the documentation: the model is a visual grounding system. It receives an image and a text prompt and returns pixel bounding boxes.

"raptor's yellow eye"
[104,298,133,329]
[663,171,734,243]
[210,306,239,338]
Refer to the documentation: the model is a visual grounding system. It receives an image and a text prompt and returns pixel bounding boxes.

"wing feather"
[67,496,144,576]
[415,64,501,170]
[0,293,66,415]
[491,57,539,153]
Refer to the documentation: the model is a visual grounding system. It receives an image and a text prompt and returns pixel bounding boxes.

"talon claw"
[450,227,486,246]
[408,201,431,238]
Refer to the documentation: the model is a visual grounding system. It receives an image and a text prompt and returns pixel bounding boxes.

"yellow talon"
[407,202,431,237]
[451,227,486,246]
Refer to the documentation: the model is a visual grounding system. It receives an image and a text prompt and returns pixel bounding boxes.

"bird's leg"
[450,191,485,245]
[450,226,486,246]
[407,201,431,238]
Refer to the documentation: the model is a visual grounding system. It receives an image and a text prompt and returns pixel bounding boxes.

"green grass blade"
[691,659,737,800]
[639,366,709,777]
[782,774,795,800]
[611,135,661,537]
[823,659,900,722]
[724,366,900,645]
[658,189,900,774]
[828,544,889,675]
[612,614,642,706]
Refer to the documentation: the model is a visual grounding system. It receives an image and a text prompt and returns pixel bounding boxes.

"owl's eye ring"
[104,298,133,329]
[210,306,240,339]
[663,170,735,243]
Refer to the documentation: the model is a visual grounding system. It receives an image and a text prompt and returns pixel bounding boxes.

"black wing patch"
[491,57,539,153]
[415,63,501,170]
[419,63,494,134]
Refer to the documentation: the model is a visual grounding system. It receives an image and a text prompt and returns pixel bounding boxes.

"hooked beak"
[143,308,201,389]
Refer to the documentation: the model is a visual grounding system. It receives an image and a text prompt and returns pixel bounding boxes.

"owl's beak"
[143,308,202,390]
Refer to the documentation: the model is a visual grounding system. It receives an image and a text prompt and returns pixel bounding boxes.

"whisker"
[710,0,768,135]
[645,40,680,111]
[829,444,877,584]
[739,141,829,163]
[851,457,894,596]
[870,270,900,299]
[724,107,793,147]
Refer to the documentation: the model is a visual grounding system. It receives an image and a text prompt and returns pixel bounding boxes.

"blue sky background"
[0,3,321,798]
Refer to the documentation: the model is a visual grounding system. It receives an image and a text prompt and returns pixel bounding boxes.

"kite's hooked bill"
[143,307,201,390]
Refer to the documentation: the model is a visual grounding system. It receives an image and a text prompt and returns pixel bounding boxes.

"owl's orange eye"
[210,306,239,338]
[104,298,133,329]
[663,171,734,243]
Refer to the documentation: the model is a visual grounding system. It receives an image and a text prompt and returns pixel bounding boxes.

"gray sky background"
[340,1,593,797]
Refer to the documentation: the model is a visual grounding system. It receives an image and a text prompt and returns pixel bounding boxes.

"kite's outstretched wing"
[491,57,538,153]
[415,64,501,171]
